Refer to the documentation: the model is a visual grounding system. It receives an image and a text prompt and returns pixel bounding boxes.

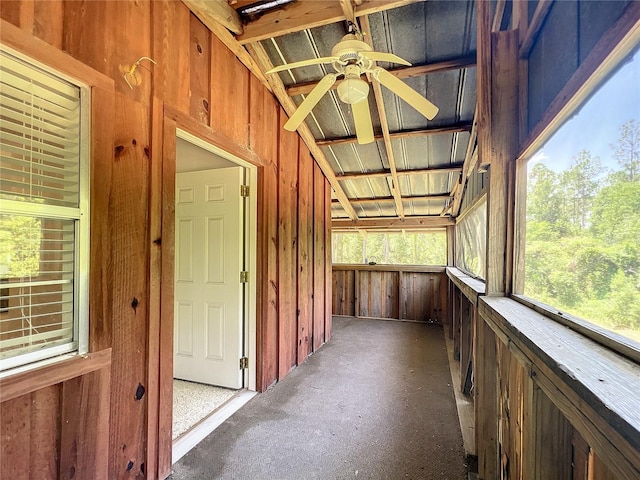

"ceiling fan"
[267,31,439,145]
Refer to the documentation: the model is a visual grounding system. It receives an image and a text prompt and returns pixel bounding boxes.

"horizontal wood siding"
[0,2,334,477]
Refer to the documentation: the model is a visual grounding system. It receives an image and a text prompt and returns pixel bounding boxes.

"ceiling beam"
[246,41,359,219]
[286,56,477,97]
[332,215,455,229]
[360,15,404,218]
[182,0,243,35]
[520,0,554,58]
[316,122,473,146]
[337,164,463,181]
[236,0,426,45]
[332,194,452,205]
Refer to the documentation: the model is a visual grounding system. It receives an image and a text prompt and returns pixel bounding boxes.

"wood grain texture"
[254,83,280,390]
[313,163,326,352]
[277,110,299,379]
[151,0,191,114]
[297,147,314,363]
[108,94,150,479]
[189,13,211,125]
[158,115,177,479]
[33,0,63,48]
[210,33,250,147]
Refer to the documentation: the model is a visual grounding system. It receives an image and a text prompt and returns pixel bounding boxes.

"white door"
[174,167,244,389]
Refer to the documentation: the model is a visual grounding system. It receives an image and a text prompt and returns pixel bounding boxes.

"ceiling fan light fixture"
[337,76,369,104]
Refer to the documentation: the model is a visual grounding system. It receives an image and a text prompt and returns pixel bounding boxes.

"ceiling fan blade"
[266,56,339,74]
[284,73,338,131]
[364,52,412,66]
[352,99,374,145]
[373,67,439,120]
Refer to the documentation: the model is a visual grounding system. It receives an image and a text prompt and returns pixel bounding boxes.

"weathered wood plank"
[297,147,314,363]
[249,75,278,166]
[0,393,32,479]
[33,0,63,48]
[278,110,299,379]
[325,180,333,340]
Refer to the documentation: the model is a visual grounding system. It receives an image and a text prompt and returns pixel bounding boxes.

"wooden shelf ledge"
[333,264,446,274]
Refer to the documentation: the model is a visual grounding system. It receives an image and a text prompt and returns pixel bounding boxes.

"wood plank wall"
[0,2,333,478]
[447,275,633,480]
[332,266,447,323]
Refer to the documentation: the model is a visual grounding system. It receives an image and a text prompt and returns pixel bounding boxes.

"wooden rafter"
[235,0,426,45]
[337,164,463,181]
[247,41,359,219]
[286,56,477,97]
[450,105,478,217]
[332,215,455,229]
[332,194,451,205]
[520,0,554,58]
[316,122,472,146]
[182,0,243,34]
[360,15,404,218]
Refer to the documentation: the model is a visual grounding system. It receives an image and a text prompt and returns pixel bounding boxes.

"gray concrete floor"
[171,316,467,479]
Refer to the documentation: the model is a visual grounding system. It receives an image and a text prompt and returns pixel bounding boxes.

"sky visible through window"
[531,48,640,172]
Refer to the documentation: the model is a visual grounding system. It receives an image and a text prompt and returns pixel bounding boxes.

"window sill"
[446,267,485,305]
[479,296,640,473]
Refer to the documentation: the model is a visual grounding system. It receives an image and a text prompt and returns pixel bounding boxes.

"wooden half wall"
[332,265,447,323]
[0,2,332,479]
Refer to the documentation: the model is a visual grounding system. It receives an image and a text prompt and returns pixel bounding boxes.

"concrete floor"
[172,316,467,479]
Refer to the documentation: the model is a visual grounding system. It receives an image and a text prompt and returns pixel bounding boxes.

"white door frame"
[175,128,257,391]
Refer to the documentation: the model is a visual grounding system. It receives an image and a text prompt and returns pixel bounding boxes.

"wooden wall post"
[483,30,519,296]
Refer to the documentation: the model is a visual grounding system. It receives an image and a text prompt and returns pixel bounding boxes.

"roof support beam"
[519,0,554,58]
[316,122,472,146]
[246,41,358,219]
[182,0,243,34]
[333,216,455,230]
[286,56,477,97]
[236,0,426,45]
[332,194,452,205]
[360,15,404,218]
[337,165,463,181]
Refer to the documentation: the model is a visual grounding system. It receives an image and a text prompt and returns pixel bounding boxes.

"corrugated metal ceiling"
[261,1,477,219]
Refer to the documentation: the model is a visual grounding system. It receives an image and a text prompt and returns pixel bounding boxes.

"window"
[455,196,486,279]
[523,46,640,344]
[332,230,446,265]
[0,48,89,372]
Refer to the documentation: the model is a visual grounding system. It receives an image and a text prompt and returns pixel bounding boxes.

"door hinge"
[240,271,249,283]
[239,357,249,370]
[240,185,250,197]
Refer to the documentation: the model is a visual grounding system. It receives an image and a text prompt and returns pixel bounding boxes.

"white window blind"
[0,48,89,371]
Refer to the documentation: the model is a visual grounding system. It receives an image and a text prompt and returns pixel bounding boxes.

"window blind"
[0,50,84,369]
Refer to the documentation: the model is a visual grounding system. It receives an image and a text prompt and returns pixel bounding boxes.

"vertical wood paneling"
[297,147,314,363]
[158,116,177,479]
[33,0,63,48]
[313,163,326,351]
[189,13,211,125]
[278,110,299,379]
[90,86,115,352]
[476,316,499,479]
[210,34,249,147]
[1,393,34,479]
[29,387,60,479]
[253,78,279,390]
[151,0,190,114]
[108,94,150,479]
[59,366,110,480]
